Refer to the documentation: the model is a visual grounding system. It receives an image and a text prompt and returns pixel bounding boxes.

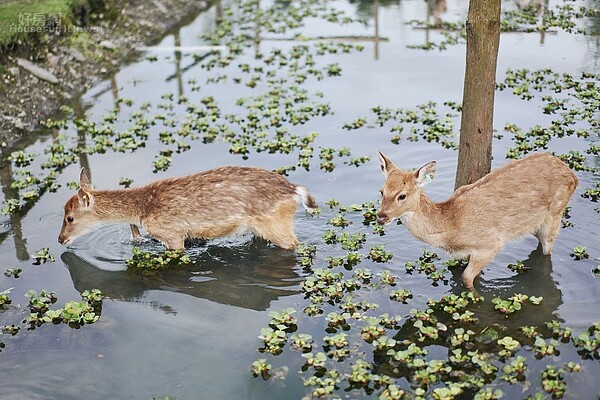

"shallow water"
[1,0,599,398]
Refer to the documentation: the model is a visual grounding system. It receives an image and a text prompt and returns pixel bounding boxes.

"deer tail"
[295,186,317,210]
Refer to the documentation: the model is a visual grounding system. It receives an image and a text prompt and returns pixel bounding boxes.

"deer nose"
[58,236,64,244]
[376,213,388,225]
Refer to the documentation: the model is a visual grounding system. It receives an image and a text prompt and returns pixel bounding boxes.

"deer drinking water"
[376,151,578,289]
[58,166,317,250]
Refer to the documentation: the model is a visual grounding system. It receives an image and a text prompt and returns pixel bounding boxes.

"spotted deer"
[376,151,578,289]
[58,166,317,250]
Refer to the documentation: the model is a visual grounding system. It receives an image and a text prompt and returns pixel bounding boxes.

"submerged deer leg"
[535,215,562,255]
[130,224,142,241]
[146,228,185,250]
[461,250,498,289]
[252,217,299,250]
[251,200,300,250]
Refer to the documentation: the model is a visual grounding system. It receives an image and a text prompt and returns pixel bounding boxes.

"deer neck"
[92,189,144,224]
[401,191,449,248]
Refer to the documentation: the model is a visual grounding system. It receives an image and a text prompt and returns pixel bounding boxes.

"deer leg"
[250,200,300,250]
[160,237,185,250]
[146,228,185,250]
[461,250,497,289]
[252,217,299,250]
[536,216,561,255]
[130,224,142,241]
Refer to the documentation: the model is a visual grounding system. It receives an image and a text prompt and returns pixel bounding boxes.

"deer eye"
[379,189,383,196]
[397,194,407,201]
[67,216,74,223]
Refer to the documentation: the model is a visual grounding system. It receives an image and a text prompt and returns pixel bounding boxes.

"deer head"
[58,168,98,245]
[376,151,437,225]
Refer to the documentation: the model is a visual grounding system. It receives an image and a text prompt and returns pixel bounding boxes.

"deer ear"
[77,188,94,210]
[79,168,93,191]
[377,150,398,177]
[415,161,437,187]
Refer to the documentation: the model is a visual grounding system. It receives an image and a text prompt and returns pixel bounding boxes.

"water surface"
[0,0,599,398]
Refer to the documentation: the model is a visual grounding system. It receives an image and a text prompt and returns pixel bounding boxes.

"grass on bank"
[0,0,87,47]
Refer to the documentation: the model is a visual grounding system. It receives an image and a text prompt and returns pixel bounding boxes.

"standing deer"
[58,166,317,250]
[376,151,578,289]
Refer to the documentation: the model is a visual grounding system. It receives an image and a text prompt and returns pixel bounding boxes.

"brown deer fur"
[58,166,317,250]
[376,151,578,289]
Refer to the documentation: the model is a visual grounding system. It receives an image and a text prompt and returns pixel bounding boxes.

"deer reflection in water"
[60,240,303,313]
[373,244,563,379]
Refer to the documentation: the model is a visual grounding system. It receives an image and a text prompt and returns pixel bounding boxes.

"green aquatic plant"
[323,332,349,350]
[25,289,57,314]
[328,214,351,228]
[43,300,100,326]
[250,358,272,379]
[290,333,313,353]
[368,244,393,263]
[377,270,397,286]
[0,288,12,308]
[572,322,600,359]
[325,312,350,332]
[413,318,448,342]
[541,365,567,398]
[125,247,191,273]
[11,170,41,190]
[119,177,134,188]
[533,337,560,358]
[339,232,366,251]
[402,250,450,284]
[379,384,406,400]
[301,351,328,371]
[449,327,475,348]
[498,336,521,355]
[491,294,529,317]
[507,260,528,273]
[1,199,22,215]
[303,304,323,317]
[342,117,367,130]
[302,370,341,398]
[81,289,103,305]
[258,327,288,355]
[296,244,317,268]
[8,150,37,167]
[360,318,386,343]
[372,336,397,352]
[268,308,297,331]
[545,321,572,342]
[500,355,527,384]
[390,289,413,304]
[529,296,543,305]
[570,246,589,260]
[3,268,21,278]
[30,247,55,265]
[581,182,600,202]
[2,324,20,336]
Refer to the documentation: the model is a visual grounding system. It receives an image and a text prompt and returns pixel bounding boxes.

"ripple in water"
[38,211,64,229]
[61,225,263,271]
[63,225,139,271]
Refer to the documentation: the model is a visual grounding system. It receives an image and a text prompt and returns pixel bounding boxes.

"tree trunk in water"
[454,0,501,190]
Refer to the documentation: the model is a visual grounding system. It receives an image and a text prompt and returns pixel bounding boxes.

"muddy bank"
[0,0,212,150]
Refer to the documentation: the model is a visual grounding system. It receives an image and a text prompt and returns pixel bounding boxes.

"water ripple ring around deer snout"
[61,225,142,271]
